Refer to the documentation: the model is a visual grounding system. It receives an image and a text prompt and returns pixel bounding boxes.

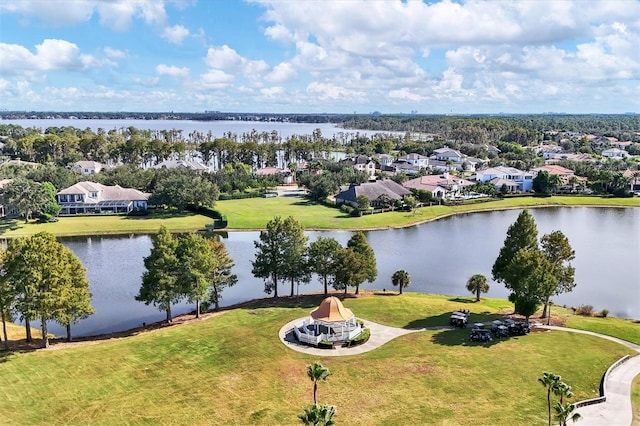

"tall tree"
[252,216,307,298]
[0,248,16,349]
[466,274,489,302]
[346,232,377,295]
[307,361,331,406]
[391,269,411,295]
[333,248,367,296]
[136,226,181,323]
[150,172,219,211]
[206,239,237,311]
[506,248,557,323]
[280,217,310,297]
[55,248,94,342]
[2,179,51,222]
[308,237,343,295]
[176,233,215,319]
[492,209,539,286]
[2,232,92,348]
[540,231,576,320]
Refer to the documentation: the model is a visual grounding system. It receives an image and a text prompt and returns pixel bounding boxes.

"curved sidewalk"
[278,318,430,357]
[537,325,640,426]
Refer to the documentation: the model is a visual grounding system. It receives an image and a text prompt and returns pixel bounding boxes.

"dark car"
[508,321,530,336]
[450,313,468,328]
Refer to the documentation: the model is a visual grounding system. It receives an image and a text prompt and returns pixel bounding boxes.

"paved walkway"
[279,320,640,424]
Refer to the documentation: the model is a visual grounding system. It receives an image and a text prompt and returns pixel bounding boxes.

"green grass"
[0,293,634,425]
[0,210,213,238]
[564,314,640,345]
[217,195,640,230]
[633,375,640,426]
[0,195,637,237]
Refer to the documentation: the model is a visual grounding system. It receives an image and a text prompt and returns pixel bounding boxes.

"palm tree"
[298,404,336,426]
[391,269,411,295]
[307,362,331,406]
[553,401,581,426]
[538,372,562,426]
[466,274,489,302]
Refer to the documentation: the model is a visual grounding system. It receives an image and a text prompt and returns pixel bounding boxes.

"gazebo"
[293,296,363,346]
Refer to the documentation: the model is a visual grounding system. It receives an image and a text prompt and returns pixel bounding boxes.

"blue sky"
[1,0,639,114]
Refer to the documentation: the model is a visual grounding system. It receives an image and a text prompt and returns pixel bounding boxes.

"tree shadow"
[448,297,476,304]
[403,311,502,330]
[0,218,21,235]
[430,328,513,348]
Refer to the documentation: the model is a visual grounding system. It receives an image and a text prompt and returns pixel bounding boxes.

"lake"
[0,118,402,141]
[30,206,640,337]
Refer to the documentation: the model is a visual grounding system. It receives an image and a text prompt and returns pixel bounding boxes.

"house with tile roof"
[335,179,411,208]
[72,160,112,176]
[473,166,534,192]
[403,173,474,199]
[56,181,149,214]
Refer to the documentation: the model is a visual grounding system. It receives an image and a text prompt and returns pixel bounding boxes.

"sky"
[0,0,639,114]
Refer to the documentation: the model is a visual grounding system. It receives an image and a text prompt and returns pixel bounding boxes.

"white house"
[345,155,377,178]
[376,154,395,167]
[72,161,111,176]
[398,153,429,169]
[431,147,465,163]
[474,166,534,192]
[601,148,630,159]
[57,181,149,214]
[403,173,474,199]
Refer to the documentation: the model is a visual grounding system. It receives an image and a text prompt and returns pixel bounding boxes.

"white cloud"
[388,88,423,102]
[306,82,365,101]
[104,47,128,58]
[204,45,269,79]
[0,39,103,75]
[265,62,296,83]
[161,25,190,45]
[198,69,235,89]
[1,0,169,31]
[156,64,190,78]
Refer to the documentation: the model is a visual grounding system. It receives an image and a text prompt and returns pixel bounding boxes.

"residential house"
[473,166,534,192]
[398,153,429,169]
[0,159,40,169]
[530,165,587,193]
[343,155,376,179]
[153,159,210,172]
[255,166,294,184]
[376,154,395,167]
[545,153,595,164]
[72,160,111,175]
[57,181,149,214]
[429,147,484,171]
[335,179,411,208]
[623,169,640,192]
[431,147,465,163]
[403,173,474,199]
[601,148,630,159]
[388,161,421,175]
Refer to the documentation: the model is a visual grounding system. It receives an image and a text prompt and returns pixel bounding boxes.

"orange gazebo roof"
[310,296,354,322]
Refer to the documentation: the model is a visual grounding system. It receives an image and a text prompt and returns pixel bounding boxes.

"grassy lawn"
[0,293,634,425]
[0,195,637,237]
[564,314,640,346]
[633,374,640,426]
[218,194,640,230]
[0,210,213,238]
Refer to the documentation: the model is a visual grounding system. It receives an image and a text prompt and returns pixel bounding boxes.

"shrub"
[344,328,370,347]
[576,305,594,316]
[38,213,54,223]
[339,204,353,214]
[600,309,609,318]
[318,340,334,349]
[350,207,362,217]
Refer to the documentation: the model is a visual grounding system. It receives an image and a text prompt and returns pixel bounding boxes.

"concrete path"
[279,318,441,357]
[537,325,640,426]
[279,320,640,424]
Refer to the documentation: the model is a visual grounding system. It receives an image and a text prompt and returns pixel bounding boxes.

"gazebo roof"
[310,296,354,322]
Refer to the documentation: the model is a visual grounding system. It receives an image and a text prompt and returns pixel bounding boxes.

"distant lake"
[20,207,638,338]
[0,118,402,140]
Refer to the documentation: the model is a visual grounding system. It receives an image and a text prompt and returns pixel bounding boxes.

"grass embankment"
[633,375,640,426]
[218,194,640,230]
[0,195,637,237]
[0,293,634,425]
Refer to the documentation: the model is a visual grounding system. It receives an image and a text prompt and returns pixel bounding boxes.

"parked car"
[469,328,492,342]
[507,321,530,336]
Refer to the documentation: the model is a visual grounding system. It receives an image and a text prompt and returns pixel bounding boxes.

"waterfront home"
[57,181,149,214]
[530,165,587,193]
[473,166,534,192]
[255,166,294,184]
[343,155,377,179]
[335,179,411,208]
[403,173,474,199]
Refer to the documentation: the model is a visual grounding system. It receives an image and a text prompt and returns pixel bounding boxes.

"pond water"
[29,206,638,337]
